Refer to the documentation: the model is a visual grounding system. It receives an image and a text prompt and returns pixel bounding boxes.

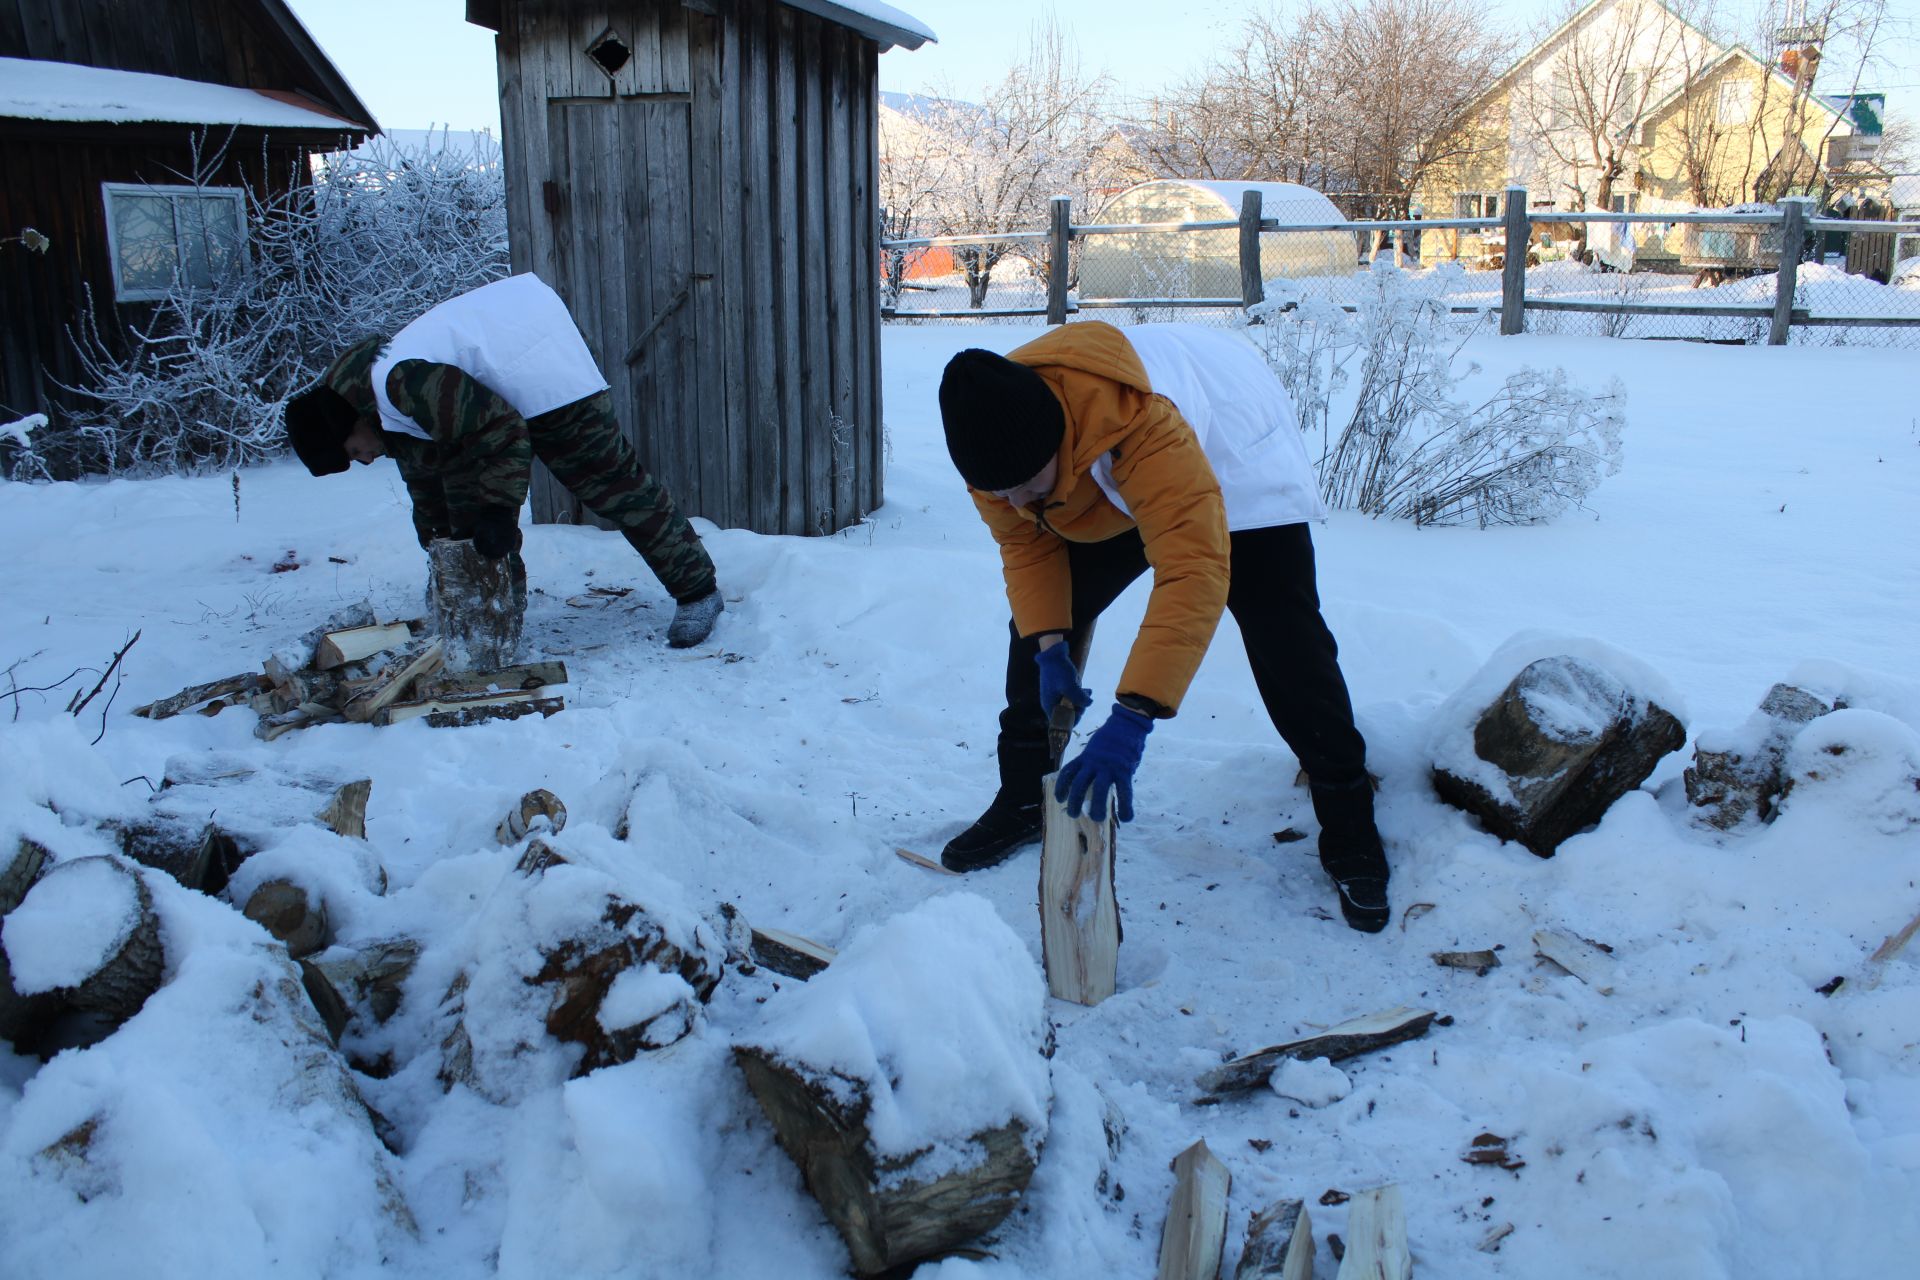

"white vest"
[1094,325,1329,531]
[370,274,609,441]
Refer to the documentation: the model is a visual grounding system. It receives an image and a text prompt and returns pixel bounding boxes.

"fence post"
[1500,184,1529,336]
[1239,189,1265,312]
[1770,196,1807,347]
[1047,195,1072,326]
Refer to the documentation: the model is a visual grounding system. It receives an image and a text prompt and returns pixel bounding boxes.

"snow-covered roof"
[0,57,371,133]
[780,0,935,50]
[1890,174,1920,211]
[1100,180,1347,225]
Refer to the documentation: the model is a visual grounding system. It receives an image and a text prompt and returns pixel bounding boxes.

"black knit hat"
[284,336,385,476]
[284,386,356,475]
[939,349,1064,492]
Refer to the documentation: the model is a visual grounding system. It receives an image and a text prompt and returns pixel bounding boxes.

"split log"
[427,538,527,671]
[2,857,163,1025]
[314,622,414,671]
[301,938,421,1042]
[735,1048,1038,1277]
[316,779,372,840]
[530,894,725,1071]
[1198,1007,1437,1101]
[342,641,445,724]
[514,837,570,876]
[1157,1138,1231,1280]
[132,672,271,720]
[242,879,330,959]
[495,789,568,844]
[415,660,568,699]
[1235,1197,1313,1280]
[749,926,836,980]
[255,702,345,741]
[377,688,551,726]
[1039,769,1118,1006]
[1685,682,1836,828]
[1533,930,1616,994]
[420,695,562,729]
[1335,1185,1411,1280]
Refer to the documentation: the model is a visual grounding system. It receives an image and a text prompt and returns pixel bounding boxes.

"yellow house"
[1413,0,1864,266]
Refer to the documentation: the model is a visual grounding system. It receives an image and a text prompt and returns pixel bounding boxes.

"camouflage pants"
[531,391,716,603]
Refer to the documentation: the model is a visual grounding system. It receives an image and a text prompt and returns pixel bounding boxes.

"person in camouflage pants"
[283,278,723,648]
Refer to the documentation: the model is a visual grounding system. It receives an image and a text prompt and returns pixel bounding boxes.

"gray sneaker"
[667,589,724,648]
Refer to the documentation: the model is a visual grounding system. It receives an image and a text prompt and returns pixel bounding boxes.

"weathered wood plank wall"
[495,0,883,537]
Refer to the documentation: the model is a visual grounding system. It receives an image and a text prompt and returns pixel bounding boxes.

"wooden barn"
[0,0,376,426]
[464,0,934,537]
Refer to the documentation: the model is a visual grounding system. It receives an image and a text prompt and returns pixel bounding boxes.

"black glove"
[470,508,523,560]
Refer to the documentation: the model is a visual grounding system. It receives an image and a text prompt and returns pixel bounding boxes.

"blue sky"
[285,0,1912,145]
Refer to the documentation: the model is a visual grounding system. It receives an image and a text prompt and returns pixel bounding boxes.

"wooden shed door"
[542,98,699,526]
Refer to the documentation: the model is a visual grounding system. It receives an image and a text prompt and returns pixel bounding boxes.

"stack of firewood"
[132,603,567,739]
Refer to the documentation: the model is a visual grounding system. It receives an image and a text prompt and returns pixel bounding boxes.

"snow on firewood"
[740,893,1051,1177]
[2,857,146,996]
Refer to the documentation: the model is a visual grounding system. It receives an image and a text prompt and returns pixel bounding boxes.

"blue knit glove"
[1056,704,1154,823]
[1035,642,1093,724]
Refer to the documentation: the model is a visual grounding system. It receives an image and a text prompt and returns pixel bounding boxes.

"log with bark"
[735,1047,1039,1277]
[528,894,725,1072]
[748,925,837,980]
[1157,1138,1231,1280]
[1198,1007,1438,1101]
[495,790,568,844]
[242,879,330,959]
[427,538,526,671]
[1235,1198,1314,1280]
[132,672,271,720]
[0,838,54,1044]
[341,640,445,724]
[415,660,568,699]
[418,696,563,729]
[1039,770,1118,1006]
[1,857,164,1028]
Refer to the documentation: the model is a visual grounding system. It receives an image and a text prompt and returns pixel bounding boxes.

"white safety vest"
[370,274,609,440]
[1094,325,1329,531]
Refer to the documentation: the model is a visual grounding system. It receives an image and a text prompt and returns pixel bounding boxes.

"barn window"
[102,184,247,302]
[586,29,631,77]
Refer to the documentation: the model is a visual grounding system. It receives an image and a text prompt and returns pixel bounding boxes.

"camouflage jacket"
[379,359,534,547]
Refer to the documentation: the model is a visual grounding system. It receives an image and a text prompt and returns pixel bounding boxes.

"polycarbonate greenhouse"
[1080,181,1358,300]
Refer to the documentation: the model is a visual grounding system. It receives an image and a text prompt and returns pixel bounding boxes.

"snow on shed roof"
[1891,175,1920,211]
[0,57,371,133]
[776,0,935,50]
[1100,180,1347,224]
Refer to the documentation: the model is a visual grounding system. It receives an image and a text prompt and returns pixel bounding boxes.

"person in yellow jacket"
[937,321,1389,932]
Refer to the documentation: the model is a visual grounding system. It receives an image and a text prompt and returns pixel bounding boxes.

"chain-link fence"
[882,190,1920,348]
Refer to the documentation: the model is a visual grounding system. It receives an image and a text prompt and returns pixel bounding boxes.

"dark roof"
[466,0,934,52]
[262,0,379,133]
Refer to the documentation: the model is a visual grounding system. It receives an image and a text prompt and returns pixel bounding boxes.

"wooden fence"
[881,186,1920,346]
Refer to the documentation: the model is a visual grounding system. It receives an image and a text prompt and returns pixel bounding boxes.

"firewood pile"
[131,602,567,740]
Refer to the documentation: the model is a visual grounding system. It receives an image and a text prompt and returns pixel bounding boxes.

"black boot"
[941,788,1044,872]
[1309,776,1390,933]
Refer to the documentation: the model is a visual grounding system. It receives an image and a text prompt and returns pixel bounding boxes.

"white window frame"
[1456,192,1502,219]
[101,182,248,303]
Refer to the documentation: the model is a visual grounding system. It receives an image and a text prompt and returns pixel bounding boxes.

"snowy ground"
[2,325,1917,1279]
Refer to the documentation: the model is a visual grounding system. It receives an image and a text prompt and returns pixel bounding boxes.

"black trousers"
[995,522,1369,792]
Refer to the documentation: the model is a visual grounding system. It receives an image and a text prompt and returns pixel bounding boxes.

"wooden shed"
[465,0,933,537]
[0,0,375,426]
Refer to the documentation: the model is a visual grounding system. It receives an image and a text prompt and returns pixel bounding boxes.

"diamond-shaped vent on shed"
[586,29,630,77]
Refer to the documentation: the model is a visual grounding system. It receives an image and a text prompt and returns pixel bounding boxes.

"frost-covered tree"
[1254,260,1626,527]
[45,130,508,476]
[916,18,1112,307]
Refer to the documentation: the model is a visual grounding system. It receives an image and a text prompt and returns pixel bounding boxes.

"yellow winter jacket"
[970,322,1230,715]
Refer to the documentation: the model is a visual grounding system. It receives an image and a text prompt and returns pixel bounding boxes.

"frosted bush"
[1251,260,1626,527]
[44,131,509,477]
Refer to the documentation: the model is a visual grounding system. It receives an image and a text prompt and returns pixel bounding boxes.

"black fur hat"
[284,385,357,476]
[938,349,1064,492]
